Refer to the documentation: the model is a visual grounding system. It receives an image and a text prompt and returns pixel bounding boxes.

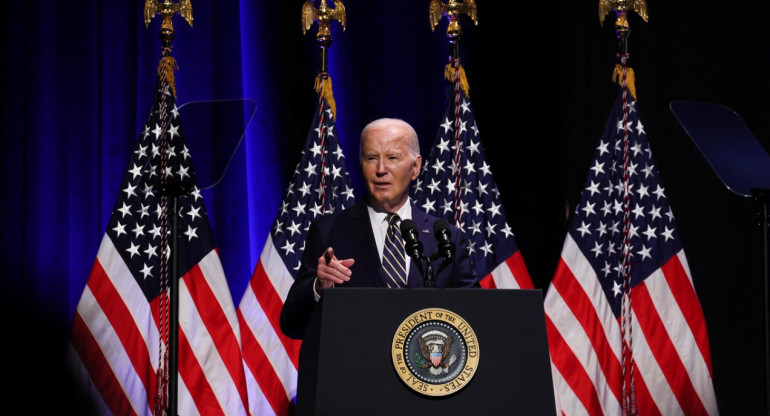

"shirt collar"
[368,197,412,225]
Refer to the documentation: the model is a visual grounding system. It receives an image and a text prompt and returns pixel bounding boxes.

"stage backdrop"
[1,1,768,413]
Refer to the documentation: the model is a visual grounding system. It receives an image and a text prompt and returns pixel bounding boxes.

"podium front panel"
[298,288,556,415]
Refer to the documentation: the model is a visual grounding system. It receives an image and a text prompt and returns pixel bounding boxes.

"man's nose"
[376,159,387,174]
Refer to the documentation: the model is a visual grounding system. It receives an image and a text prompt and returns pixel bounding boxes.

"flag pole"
[757,191,770,414]
[429,0,477,229]
[302,0,345,125]
[301,0,346,217]
[751,189,770,414]
[600,2,648,415]
[144,2,193,415]
[425,0,477,284]
[157,183,193,416]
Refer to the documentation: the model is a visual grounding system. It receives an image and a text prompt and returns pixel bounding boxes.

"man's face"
[360,124,422,213]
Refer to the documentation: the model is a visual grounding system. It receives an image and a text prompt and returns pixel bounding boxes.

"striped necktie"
[382,213,407,288]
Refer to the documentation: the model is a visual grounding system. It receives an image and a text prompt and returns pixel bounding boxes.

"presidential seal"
[391,308,479,397]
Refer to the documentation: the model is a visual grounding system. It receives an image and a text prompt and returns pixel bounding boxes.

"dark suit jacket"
[280,200,478,339]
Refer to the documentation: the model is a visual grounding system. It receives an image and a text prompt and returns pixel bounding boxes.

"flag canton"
[411,91,519,279]
[105,79,215,302]
[571,88,683,316]
[271,99,355,277]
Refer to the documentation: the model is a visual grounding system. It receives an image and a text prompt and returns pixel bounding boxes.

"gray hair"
[359,118,420,159]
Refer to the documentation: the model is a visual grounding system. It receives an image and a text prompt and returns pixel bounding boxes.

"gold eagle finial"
[301,0,346,42]
[429,0,478,41]
[144,0,193,28]
[598,0,647,39]
[143,0,193,98]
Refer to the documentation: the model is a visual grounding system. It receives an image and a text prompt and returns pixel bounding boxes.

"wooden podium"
[296,288,556,415]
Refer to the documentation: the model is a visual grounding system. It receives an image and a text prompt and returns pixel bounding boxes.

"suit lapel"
[347,201,386,287]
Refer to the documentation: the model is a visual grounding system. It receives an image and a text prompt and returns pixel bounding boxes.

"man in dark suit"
[280,118,478,339]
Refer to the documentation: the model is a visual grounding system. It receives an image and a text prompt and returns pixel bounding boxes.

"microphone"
[432,219,456,276]
[400,219,425,278]
[400,219,424,260]
[433,219,455,261]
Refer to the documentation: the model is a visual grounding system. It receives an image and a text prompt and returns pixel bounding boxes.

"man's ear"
[411,155,422,180]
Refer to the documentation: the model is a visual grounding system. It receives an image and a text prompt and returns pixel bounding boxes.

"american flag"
[544,65,718,415]
[237,75,355,415]
[411,61,533,289]
[68,52,249,415]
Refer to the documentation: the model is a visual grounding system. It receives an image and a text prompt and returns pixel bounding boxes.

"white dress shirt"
[366,198,412,278]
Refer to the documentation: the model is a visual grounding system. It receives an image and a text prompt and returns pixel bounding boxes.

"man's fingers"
[323,261,351,283]
[319,266,349,284]
[319,272,345,285]
[316,253,353,285]
[328,258,353,276]
[324,247,334,265]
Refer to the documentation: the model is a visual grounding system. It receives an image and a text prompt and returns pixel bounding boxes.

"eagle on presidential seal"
[417,330,457,375]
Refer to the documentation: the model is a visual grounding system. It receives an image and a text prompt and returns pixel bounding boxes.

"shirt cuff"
[313,277,333,302]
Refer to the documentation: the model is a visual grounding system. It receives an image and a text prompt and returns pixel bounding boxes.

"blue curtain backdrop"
[2,1,769,413]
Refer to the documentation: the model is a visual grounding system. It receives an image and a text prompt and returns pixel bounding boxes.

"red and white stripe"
[544,234,718,415]
[70,235,250,415]
[238,236,301,415]
[478,251,534,289]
